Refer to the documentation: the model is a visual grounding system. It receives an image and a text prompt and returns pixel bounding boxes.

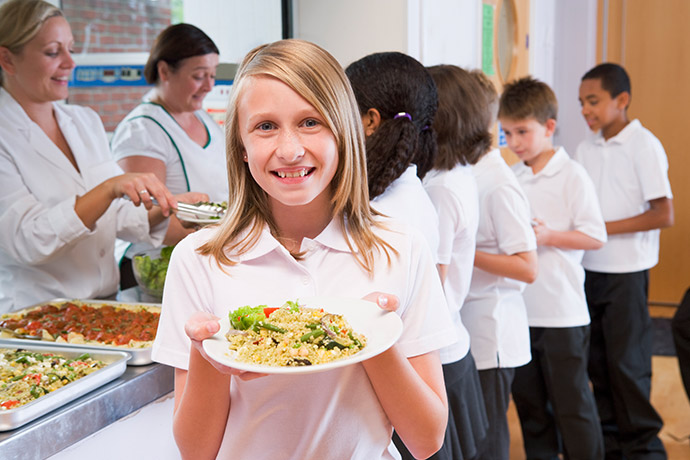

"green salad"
[132,246,174,296]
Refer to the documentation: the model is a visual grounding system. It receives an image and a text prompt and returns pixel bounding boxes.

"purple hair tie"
[394,112,412,121]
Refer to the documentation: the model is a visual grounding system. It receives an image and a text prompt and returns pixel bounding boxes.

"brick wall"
[63,0,172,132]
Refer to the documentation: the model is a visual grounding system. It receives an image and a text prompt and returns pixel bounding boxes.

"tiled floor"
[508,306,690,459]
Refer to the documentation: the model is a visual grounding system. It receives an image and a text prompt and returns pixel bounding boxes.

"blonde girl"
[151,39,457,460]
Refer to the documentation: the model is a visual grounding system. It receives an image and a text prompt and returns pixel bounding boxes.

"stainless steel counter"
[0,363,174,460]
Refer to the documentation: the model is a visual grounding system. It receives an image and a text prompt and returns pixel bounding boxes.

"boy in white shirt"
[575,62,673,459]
[500,76,606,459]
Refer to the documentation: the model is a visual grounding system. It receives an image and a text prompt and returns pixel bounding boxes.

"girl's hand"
[362,292,400,312]
[184,311,267,380]
[109,172,177,216]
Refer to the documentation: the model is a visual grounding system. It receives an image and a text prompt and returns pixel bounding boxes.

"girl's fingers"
[362,292,399,312]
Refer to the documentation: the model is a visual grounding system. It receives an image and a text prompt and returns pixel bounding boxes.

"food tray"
[0,299,161,366]
[0,341,129,431]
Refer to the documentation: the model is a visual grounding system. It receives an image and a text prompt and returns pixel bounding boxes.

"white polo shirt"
[152,218,457,460]
[423,164,478,364]
[574,119,672,273]
[463,149,536,370]
[372,165,440,262]
[512,147,607,327]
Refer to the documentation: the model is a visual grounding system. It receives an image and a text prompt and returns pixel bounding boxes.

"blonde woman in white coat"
[0,0,198,312]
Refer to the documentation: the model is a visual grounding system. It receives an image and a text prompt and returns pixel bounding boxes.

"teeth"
[276,169,309,178]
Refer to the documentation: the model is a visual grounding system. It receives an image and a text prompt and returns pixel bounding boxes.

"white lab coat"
[0,88,164,313]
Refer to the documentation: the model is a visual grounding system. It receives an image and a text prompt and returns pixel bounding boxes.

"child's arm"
[605,196,674,235]
[363,346,447,459]
[361,293,448,459]
[171,312,263,460]
[474,249,538,283]
[532,218,604,250]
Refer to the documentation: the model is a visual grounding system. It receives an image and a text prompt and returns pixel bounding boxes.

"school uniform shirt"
[462,149,536,370]
[574,119,673,273]
[512,147,607,327]
[423,164,479,364]
[111,102,228,259]
[152,218,457,460]
[371,165,440,262]
[0,88,163,313]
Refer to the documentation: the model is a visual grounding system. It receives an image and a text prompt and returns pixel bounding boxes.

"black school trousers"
[512,325,603,460]
[671,287,690,402]
[585,270,666,460]
[474,367,515,460]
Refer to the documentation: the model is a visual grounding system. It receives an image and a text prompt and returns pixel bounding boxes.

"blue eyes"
[256,119,319,131]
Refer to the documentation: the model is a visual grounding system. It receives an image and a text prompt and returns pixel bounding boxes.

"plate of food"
[175,201,227,225]
[202,297,403,374]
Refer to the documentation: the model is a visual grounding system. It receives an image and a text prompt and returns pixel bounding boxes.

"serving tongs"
[130,196,225,218]
[0,326,43,340]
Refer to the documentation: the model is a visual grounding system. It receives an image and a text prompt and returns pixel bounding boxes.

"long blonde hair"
[198,39,394,275]
[0,0,63,85]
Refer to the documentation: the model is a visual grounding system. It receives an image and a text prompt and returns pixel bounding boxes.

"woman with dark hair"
[345,52,440,259]
[111,23,225,286]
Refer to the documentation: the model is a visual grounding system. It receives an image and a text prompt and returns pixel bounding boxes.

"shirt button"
[99,249,106,257]
[302,277,309,285]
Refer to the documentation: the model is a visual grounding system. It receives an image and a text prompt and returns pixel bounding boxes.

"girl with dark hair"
[346,51,440,260]
[111,23,225,287]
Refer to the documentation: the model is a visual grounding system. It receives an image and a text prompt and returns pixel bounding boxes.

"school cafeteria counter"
[0,361,173,459]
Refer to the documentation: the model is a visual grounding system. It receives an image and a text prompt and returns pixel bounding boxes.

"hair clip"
[393,112,412,121]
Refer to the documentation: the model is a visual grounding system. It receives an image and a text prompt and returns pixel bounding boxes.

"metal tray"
[0,341,130,431]
[0,299,161,366]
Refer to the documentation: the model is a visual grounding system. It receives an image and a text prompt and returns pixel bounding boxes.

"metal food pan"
[0,299,161,366]
[0,341,129,431]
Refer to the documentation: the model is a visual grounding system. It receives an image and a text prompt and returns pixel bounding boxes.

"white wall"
[292,0,408,68]
[183,0,283,64]
[530,0,598,154]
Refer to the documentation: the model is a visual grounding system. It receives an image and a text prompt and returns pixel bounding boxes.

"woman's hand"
[108,172,177,216]
[174,192,210,230]
[184,311,267,381]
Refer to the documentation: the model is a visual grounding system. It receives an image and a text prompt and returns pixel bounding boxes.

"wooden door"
[598,0,690,304]
[482,0,530,165]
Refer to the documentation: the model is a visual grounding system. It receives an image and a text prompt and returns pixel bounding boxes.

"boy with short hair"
[575,62,674,459]
[499,76,607,459]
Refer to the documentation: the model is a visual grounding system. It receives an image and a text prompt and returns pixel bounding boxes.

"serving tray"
[0,341,129,431]
[0,299,161,366]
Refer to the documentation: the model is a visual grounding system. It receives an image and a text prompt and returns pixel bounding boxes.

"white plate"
[175,213,223,225]
[202,296,403,375]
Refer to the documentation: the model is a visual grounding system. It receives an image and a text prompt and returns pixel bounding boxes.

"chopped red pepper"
[1,400,20,409]
[263,307,279,317]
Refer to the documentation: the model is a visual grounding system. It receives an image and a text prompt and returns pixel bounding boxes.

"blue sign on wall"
[70,65,148,87]
[497,121,507,147]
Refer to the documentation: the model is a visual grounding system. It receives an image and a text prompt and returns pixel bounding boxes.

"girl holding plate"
[151,39,457,460]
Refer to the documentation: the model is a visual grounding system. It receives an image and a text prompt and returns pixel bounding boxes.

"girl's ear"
[361,108,381,137]
[0,47,16,75]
